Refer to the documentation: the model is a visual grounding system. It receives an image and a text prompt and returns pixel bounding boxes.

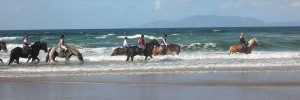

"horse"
[8,41,48,65]
[46,45,84,63]
[0,42,8,63]
[126,39,160,61]
[111,47,128,56]
[229,38,258,54]
[152,44,181,56]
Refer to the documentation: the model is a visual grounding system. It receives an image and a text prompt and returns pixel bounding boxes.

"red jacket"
[139,38,145,45]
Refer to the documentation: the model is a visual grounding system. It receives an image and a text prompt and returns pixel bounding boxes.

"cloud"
[288,1,300,8]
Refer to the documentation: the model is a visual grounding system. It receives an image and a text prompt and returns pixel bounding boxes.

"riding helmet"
[164,34,167,37]
[61,35,65,38]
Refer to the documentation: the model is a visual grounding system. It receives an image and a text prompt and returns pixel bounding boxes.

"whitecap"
[0,36,22,41]
[117,34,158,39]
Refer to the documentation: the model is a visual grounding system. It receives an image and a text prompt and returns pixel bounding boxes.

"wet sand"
[1,72,300,100]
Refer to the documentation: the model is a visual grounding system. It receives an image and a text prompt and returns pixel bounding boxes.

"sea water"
[0,27,300,77]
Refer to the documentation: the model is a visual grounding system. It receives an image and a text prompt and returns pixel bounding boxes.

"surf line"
[1,79,300,87]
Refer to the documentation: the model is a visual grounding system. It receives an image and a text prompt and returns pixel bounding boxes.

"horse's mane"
[33,41,47,45]
[146,39,160,46]
[169,44,179,46]
[248,38,258,44]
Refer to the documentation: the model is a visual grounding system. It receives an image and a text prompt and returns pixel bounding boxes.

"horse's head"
[248,38,258,47]
[69,47,84,63]
[0,42,8,52]
[33,41,48,53]
[78,53,84,63]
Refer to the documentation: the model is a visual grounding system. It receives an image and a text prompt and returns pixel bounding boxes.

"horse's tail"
[111,49,116,56]
[229,45,233,55]
[176,45,181,55]
[228,47,231,55]
[111,48,117,56]
[45,53,49,63]
[45,47,52,63]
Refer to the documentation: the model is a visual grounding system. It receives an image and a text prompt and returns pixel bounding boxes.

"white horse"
[229,38,258,54]
[46,45,84,63]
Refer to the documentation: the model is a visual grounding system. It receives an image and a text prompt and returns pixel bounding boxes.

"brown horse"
[229,38,258,54]
[111,47,127,56]
[46,45,84,63]
[152,44,181,56]
[0,42,8,63]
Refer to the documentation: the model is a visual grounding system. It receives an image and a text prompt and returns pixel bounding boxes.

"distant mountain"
[139,20,176,28]
[137,15,300,28]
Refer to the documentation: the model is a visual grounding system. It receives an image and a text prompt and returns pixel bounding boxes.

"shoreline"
[1,66,300,77]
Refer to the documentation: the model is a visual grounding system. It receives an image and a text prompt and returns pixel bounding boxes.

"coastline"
[1,65,300,77]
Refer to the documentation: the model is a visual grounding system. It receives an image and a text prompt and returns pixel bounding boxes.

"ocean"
[0,27,300,77]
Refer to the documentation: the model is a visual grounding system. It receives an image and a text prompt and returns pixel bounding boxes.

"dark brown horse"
[111,47,127,56]
[0,42,8,63]
[8,41,48,65]
[152,44,181,56]
[126,39,160,61]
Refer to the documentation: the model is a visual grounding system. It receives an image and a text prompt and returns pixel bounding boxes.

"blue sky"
[0,0,300,30]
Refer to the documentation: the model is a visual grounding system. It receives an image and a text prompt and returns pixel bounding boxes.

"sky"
[0,0,300,30]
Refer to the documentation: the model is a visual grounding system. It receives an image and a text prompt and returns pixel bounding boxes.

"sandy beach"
[1,72,300,100]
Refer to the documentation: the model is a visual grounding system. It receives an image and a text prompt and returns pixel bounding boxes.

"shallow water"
[0,27,300,77]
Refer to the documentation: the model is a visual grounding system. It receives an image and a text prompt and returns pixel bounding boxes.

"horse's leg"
[0,59,2,64]
[145,56,148,60]
[131,55,134,61]
[65,56,70,63]
[16,58,20,64]
[126,52,131,61]
[52,56,58,62]
[36,58,40,64]
[8,57,14,65]
[27,57,32,63]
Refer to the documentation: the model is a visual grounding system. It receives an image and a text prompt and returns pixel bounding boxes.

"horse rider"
[240,32,247,52]
[23,35,31,56]
[161,34,168,54]
[58,35,68,57]
[122,37,129,53]
[138,34,145,49]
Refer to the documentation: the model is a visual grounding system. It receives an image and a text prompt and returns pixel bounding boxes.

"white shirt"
[162,37,168,45]
[123,39,128,47]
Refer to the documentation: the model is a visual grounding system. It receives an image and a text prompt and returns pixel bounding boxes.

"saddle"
[22,46,31,56]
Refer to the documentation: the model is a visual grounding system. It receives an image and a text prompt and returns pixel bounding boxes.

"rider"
[240,32,247,52]
[122,37,129,53]
[161,34,168,54]
[138,34,145,55]
[138,34,145,50]
[23,35,31,56]
[58,35,68,56]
